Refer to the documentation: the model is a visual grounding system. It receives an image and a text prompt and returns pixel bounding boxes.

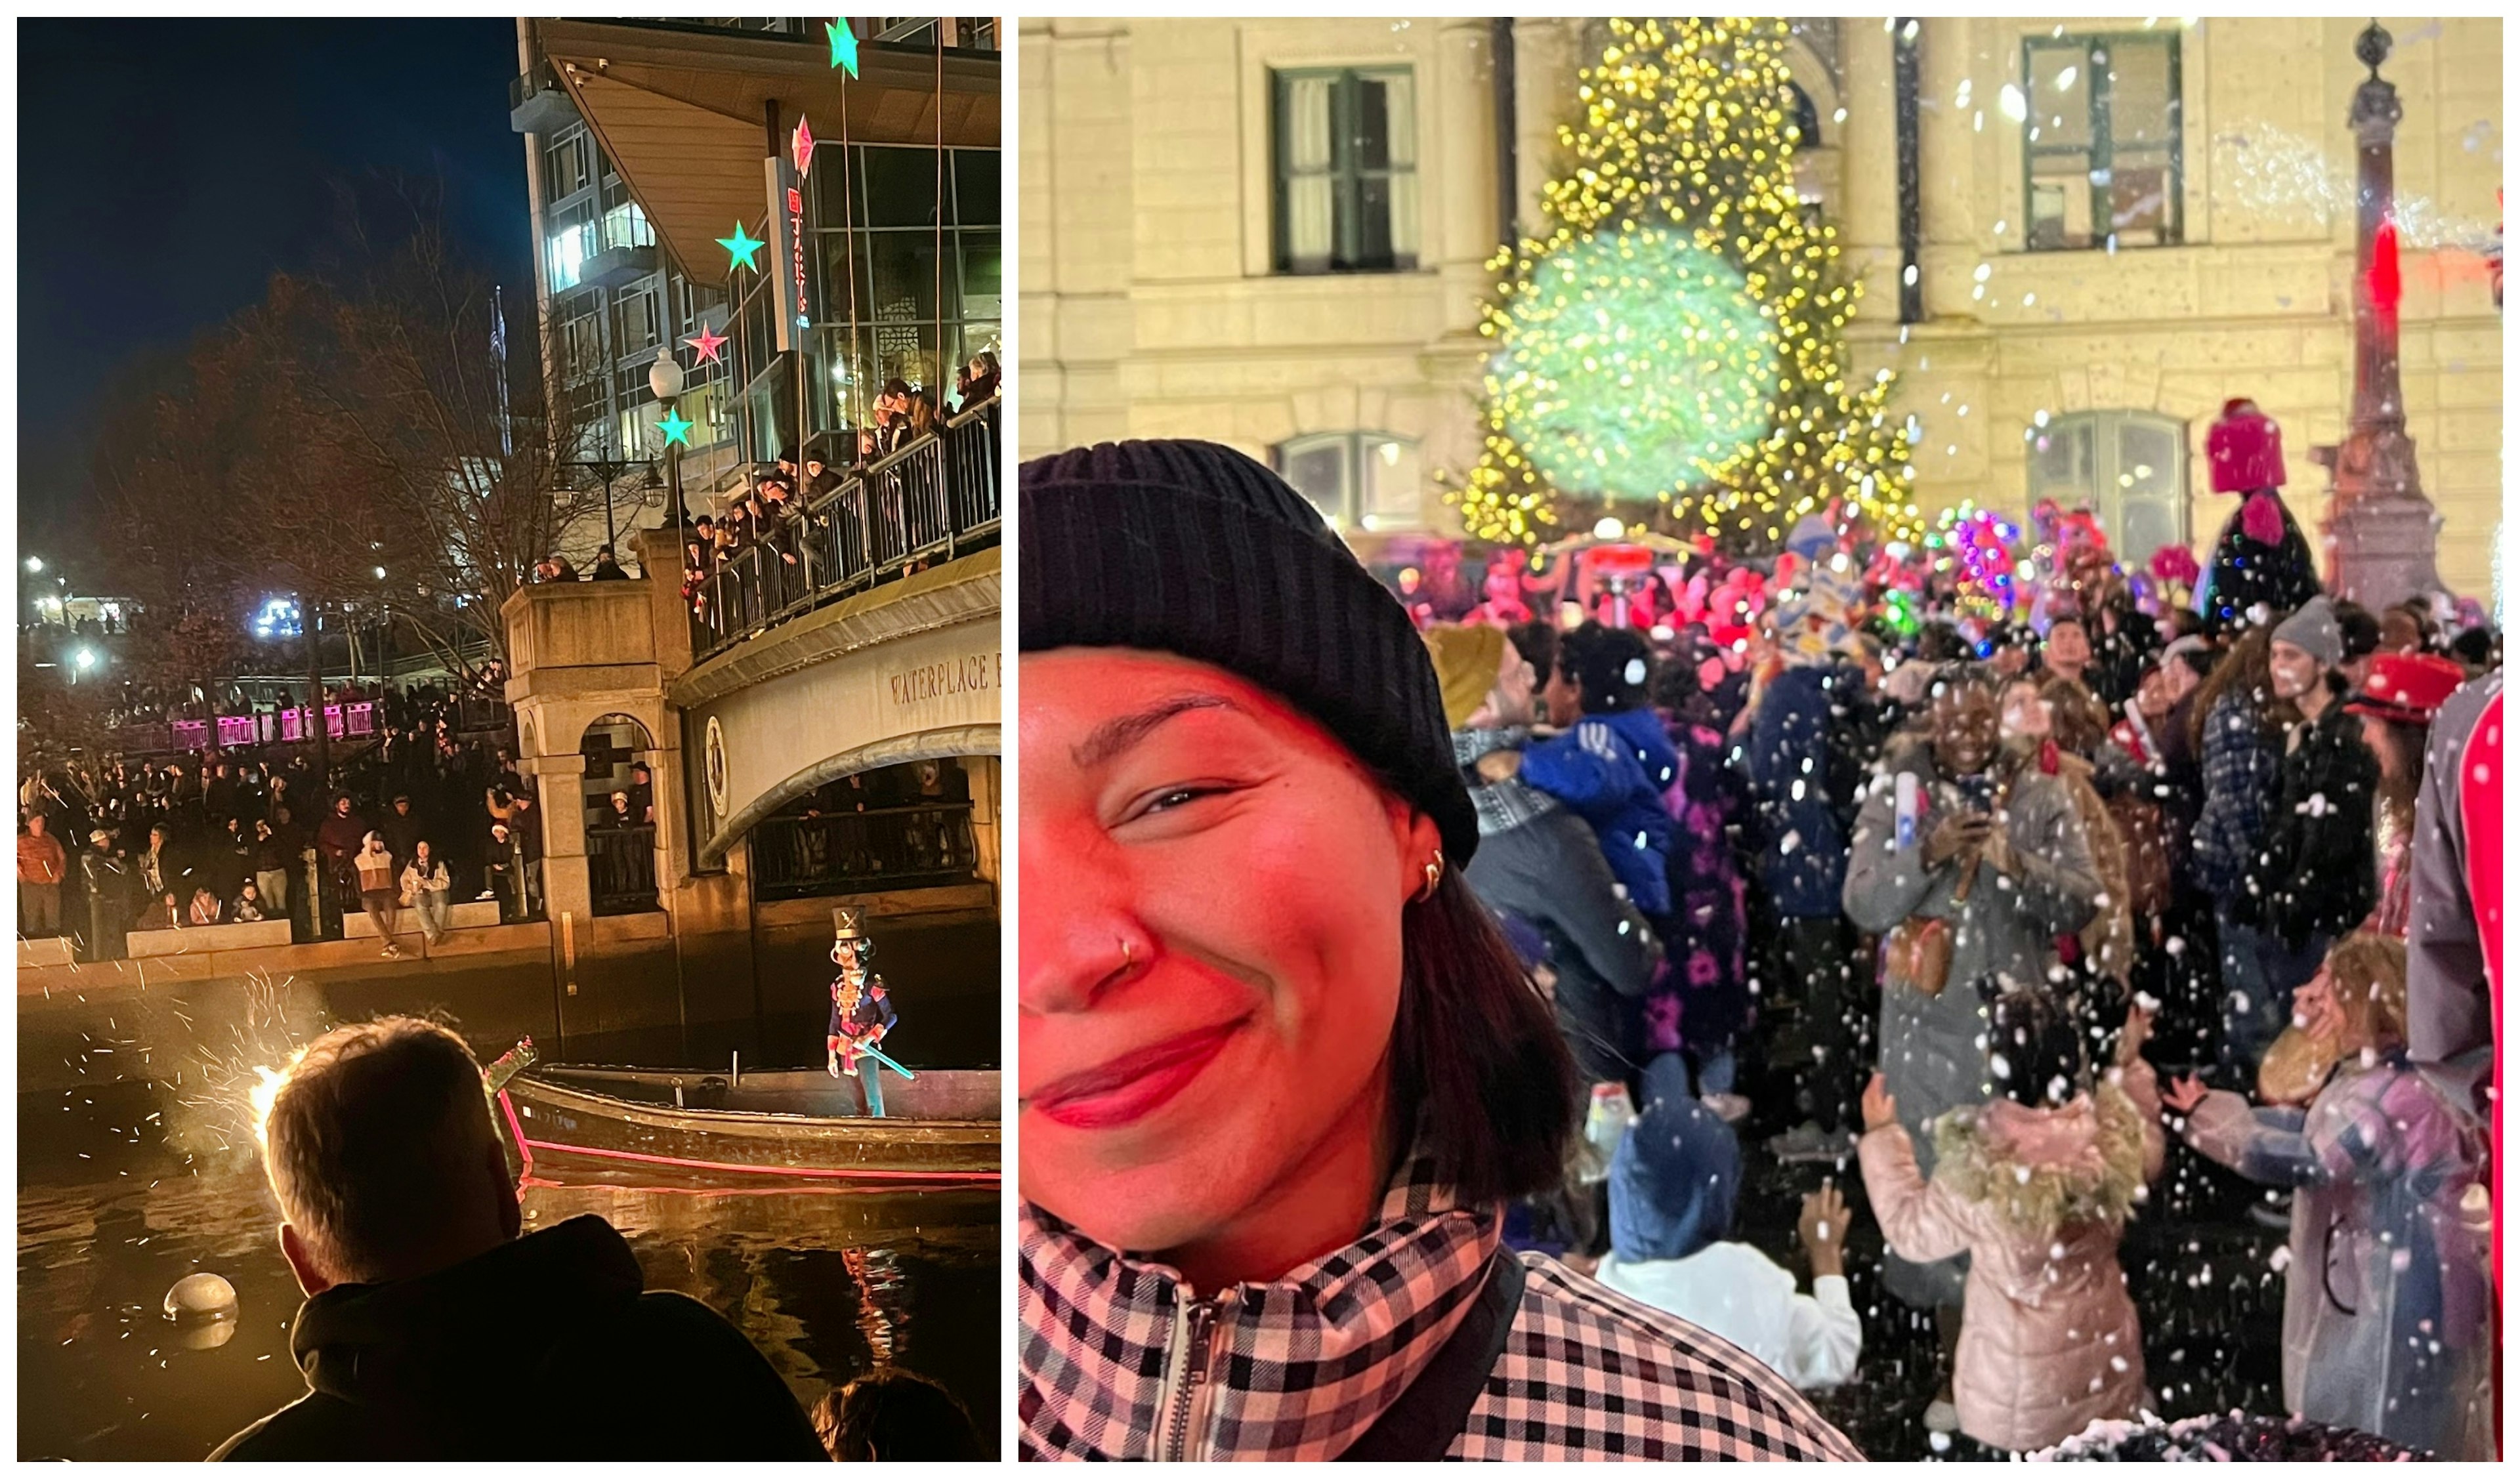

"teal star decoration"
[657,408,695,447]
[717,222,765,272]
[826,19,859,77]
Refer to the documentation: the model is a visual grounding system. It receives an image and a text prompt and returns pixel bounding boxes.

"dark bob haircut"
[1392,870,1581,1205]
[1559,621,1654,715]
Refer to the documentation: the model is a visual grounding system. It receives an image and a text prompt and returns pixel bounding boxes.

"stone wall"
[1020,15,2503,596]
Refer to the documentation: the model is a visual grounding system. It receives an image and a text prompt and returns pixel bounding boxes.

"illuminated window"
[2026,411,2187,566]
[543,133,592,203]
[548,211,597,292]
[1272,432,1423,531]
[601,201,655,253]
[2023,33,2181,251]
[1272,67,1419,275]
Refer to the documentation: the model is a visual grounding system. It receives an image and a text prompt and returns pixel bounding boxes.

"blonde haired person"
[215,1016,821,1460]
[2164,934,2494,1459]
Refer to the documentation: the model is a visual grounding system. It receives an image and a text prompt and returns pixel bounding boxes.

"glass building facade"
[524,18,999,491]
[724,144,1002,463]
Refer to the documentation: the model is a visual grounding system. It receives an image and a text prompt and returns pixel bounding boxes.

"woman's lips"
[1025,1018,1247,1130]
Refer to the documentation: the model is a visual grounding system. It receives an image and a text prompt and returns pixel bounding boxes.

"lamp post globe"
[651,354,688,526]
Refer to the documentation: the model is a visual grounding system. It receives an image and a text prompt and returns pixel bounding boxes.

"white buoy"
[165,1271,238,1322]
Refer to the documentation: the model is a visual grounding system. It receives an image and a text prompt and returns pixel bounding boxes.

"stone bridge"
[495,523,1000,1068]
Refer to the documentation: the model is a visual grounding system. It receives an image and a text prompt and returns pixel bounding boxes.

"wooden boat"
[493,1064,999,1185]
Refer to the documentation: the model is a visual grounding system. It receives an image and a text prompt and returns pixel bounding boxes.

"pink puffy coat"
[1858,1060,2164,1454]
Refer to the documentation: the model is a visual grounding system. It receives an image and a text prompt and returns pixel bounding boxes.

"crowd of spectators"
[18,678,545,959]
[1418,566,2499,1457]
[677,354,999,623]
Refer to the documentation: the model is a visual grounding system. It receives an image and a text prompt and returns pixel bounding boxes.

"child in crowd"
[1857,988,2162,1454]
[1595,1061,1862,1392]
[2164,932,2494,1459]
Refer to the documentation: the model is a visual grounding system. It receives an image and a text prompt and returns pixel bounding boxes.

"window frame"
[1270,65,1420,276]
[2025,409,2189,564]
[2018,31,2183,253]
[1270,430,1423,531]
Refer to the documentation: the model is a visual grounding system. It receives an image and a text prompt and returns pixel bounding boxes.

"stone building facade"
[1019,16,2503,596]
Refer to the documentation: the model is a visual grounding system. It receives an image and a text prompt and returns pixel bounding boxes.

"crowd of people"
[676,354,1000,624]
[18,680,546,959]
[1414,543,2500,1456]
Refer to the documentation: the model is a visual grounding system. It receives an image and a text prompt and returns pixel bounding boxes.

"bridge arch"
[700,722,999,868]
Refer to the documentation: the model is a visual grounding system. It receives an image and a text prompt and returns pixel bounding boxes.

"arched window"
[1786,81,1821,149]
[579,713,660,914]
[2026,411,2188,567]
[1270,432,1423,532]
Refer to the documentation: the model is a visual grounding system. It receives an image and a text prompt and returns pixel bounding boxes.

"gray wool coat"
[1843,739,2103,1309]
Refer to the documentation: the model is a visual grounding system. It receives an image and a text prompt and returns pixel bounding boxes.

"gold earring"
[1418,849,1445,903]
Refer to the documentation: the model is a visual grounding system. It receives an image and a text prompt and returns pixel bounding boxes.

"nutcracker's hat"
[831,906,869,941]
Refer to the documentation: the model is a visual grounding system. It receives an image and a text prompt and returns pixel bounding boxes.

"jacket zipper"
[1158,1293,1223,1461]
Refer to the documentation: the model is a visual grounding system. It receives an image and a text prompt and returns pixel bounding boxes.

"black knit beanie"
[1019,439,1478,865]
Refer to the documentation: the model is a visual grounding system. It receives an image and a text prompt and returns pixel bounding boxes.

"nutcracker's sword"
[853,1043,917,1081]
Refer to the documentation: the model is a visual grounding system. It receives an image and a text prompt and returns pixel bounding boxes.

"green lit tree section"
[1455,17,1921,551]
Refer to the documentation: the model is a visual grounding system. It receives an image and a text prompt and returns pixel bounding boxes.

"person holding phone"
[1842,668,2103,1435]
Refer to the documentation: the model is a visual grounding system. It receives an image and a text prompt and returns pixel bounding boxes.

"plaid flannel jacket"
[1019,1150,1860,1461]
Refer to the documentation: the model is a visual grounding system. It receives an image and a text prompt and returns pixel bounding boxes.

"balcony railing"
[688,396,999,663]
[751,802,978,903]
[588,823,660,915]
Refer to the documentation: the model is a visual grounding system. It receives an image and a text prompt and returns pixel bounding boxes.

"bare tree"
[89,182,614,679]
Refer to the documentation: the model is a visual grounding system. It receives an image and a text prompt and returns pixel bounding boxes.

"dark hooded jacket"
[2248,700,2380,948]
[211,1215,823,1461]
[1458,730,1662,1085]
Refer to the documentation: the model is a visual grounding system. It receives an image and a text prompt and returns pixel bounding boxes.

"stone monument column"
[2321,21,2444,607]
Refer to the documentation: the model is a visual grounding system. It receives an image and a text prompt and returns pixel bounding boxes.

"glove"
[827,1052,841,1079]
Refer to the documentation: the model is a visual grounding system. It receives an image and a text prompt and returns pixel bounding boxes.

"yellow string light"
[1449,16,1921,551]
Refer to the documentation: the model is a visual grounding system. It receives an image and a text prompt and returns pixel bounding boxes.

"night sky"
[18,19,534,552]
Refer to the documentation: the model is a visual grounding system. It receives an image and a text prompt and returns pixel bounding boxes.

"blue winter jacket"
[1521,707,1680,917]
[1741,663,1857,919]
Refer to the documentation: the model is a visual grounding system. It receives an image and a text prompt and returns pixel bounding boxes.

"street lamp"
[650,354,687,526]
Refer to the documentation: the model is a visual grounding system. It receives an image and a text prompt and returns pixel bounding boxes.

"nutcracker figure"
[827,907,909,1115]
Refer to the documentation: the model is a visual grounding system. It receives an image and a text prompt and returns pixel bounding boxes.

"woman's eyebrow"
[1072,694,1241,770]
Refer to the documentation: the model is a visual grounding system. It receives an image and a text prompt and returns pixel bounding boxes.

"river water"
[19,1075,1001,1461]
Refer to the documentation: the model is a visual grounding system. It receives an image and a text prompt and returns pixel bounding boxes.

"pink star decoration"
[791,115,817,177]
[685,324,729,365]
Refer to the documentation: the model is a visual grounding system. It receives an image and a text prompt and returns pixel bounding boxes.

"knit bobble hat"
[1019,439,1479,865]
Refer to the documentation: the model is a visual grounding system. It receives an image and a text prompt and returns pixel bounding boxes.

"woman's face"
[2292,965,2345,1043]
[1018,648,1433,1257]
[2135,665,2173,720]
[2359,715,2403,781]
[2000,680,2052,740]
[1930,686,2003,776]
[2269,639,2323,700]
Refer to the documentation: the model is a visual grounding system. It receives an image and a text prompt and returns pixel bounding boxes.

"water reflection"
[19,1085,999,1461]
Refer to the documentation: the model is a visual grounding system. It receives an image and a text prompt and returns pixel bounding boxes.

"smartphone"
[1952,774,1997,815]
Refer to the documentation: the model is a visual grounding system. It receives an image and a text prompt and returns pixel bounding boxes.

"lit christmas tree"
[1452,18,1922,551]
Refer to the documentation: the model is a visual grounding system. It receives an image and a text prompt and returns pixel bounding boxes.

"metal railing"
[687,396,999,661]
[588,823,660,915]
[750,802,979,903]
